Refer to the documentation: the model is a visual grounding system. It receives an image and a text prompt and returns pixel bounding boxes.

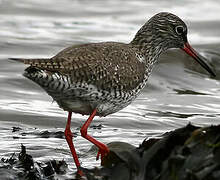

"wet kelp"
[1,124,220,180]
[0,144,67,180]
[83,124,220,180]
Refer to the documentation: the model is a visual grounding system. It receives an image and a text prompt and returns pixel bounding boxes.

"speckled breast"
[23,65,149,117]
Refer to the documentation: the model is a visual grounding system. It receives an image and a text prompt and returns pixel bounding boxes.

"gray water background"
[0,0,220,178]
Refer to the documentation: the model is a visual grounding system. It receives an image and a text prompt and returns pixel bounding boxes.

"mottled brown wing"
[20,42,146,92]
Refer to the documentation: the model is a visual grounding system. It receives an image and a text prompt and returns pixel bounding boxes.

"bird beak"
[182,42,216,77]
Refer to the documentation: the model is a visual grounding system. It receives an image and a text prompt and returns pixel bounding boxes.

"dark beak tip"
[210,70,216,78]
[203,62,216,78]
[200,63,216,78]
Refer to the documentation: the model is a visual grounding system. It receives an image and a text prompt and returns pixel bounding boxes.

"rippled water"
[0,0,220,178]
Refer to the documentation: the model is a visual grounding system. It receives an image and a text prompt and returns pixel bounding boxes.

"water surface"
[0,0,220,178]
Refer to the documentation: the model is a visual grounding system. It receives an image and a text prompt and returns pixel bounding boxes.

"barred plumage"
[10,12,215,116]
[10,12,215,173]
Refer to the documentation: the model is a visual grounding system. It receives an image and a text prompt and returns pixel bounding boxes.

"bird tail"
[9,58,33,64]
[9,58,51,65]
[9,58,25,63]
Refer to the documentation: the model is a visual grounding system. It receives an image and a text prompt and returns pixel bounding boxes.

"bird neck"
[130,25,166,76]
[130,23,166,58]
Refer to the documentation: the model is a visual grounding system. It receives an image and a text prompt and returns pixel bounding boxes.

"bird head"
[132,12,216,77]
[148,12,188,50]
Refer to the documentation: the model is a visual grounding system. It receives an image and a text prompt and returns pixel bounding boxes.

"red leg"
[80,109,109,161]
[64,112,83,176]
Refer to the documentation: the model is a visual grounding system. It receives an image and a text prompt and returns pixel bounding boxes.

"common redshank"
[10,12,215,174]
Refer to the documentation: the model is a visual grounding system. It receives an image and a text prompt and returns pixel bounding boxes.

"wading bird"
[10,12,215,175]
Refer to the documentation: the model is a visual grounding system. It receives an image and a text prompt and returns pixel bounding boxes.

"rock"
[82,124,220,180]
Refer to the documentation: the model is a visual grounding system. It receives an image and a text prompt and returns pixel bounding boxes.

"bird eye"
[175,25,184,35]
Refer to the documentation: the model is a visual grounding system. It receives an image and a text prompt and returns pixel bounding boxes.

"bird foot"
[96,146,110,161]
[76,169,84,177]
